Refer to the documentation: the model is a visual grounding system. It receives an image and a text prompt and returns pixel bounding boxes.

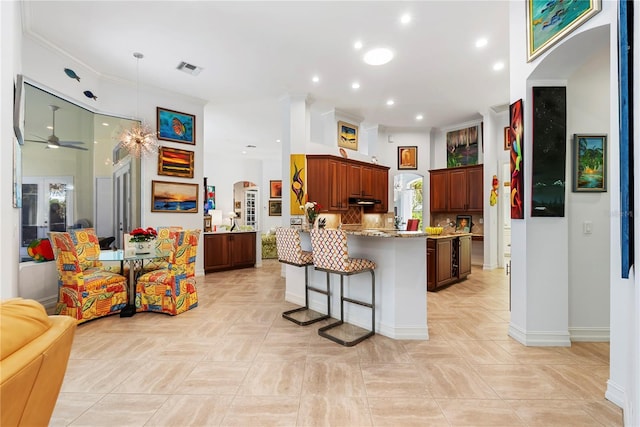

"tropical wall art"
[157,107,195,144]
[151,180,198,213]
[509,99,524,220]
[290,154,306,215]
[337,121,358,151]
[526,0,601,62]
[446,125,479,168]
[157,146,194,178]
[572,134,607,192]
[531,86,567,217]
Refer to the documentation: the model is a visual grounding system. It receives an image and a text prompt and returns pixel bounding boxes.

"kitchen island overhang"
[284,229,429,340]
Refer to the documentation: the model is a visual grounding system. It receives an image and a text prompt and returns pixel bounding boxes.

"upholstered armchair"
[70,228,122,274]
[135,229,200,315]
[49,232,128,323]
[140,226,183,273]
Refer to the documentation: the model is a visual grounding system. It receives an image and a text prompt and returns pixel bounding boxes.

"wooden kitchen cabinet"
[307,155,389,213]
[427,235,472,291]
[204,232,256,273]
[429,164,483,213]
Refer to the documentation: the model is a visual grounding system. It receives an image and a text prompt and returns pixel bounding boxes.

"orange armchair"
[49,232,128,323]
[1,298,76,427]
[135,229,200,315]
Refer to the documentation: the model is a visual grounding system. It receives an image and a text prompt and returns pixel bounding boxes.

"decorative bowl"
[426,226,443,235]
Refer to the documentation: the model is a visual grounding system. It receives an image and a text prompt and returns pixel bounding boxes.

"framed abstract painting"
[157,107,195,144]
[157,146,194,178]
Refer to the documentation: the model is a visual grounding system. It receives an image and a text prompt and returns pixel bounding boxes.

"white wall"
[567,47,610,339]
[0,0,23,300]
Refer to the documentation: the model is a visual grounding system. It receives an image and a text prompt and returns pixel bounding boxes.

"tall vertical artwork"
[509,99,525,219]
[290,154,306,215]
[531,87,567,217]
[618,0,634,278]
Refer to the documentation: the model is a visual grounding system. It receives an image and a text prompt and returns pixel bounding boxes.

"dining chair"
[135,229,200,315]
[49,231,128,323]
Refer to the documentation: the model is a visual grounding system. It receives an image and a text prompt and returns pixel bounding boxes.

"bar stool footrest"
[282,307,329,326]
[318,321,374,347]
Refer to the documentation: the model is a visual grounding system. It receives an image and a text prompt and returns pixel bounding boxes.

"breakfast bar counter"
[284,229,428,340]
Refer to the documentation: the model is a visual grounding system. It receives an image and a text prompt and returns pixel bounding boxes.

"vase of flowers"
[129,227,157,254]
[301,201,321,229]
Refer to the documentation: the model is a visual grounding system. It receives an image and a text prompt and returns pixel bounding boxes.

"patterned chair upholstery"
[309,228,376,346]
[135,229,200,315]
[69,228,103,270]
[49,232,128,323]
[275,227,329,326]
[140,226,183,273]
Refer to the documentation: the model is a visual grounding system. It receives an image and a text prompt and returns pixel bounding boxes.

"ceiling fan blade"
[58,144,88,151]
[25,139,49,144]
[58,140,85,145]
[26,134,48,143]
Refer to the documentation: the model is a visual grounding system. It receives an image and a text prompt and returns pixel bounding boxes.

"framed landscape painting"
[158,146,194,178]
[157,107,195,144]
[446,125,479,168]
[526,0,601,62]
[398,146,417,170]
[573,134,607,192]
[269,200,282,216]
[337,121,358,151]
[151,180,198,213]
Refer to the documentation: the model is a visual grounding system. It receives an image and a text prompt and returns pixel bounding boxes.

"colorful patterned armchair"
[49,232,128,323]
[135,229,200,315]
[140,226,183,273]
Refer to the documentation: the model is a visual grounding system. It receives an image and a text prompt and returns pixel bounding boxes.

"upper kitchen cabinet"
[306,155,389,214]
[430,164,483,213]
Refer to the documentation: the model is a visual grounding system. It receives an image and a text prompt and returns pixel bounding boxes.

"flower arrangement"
[129,227,158,242]
[301,201,321,226]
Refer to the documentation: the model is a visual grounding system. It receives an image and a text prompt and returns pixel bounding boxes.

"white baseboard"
[605,378,625,409]
[569,327,610,342]
[508,323,571,346]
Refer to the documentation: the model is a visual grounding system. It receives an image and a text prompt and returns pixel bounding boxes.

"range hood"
[348,197,381,206]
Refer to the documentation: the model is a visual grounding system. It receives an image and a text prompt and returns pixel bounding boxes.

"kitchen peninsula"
[284,229,429,340]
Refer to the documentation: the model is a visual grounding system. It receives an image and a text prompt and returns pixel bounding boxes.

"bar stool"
[276,227,331,325]
[309,228,376,346]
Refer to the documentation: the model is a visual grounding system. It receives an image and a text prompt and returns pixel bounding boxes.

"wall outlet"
[583,221,593,234]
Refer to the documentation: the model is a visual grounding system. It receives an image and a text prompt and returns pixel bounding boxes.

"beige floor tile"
[145,394,234,426]
[302,361,367,396]
[417,359,499,399]
[473,364,571,400]
[361,363,430,397]
[506,399,605,426]
[68,393,168,427]
[356,334,413,363]
[221,395,299,427]
[60,359,138,394]
[203,336,264,362]
[368,397,449,426]
[174,361,251,395]
[297,395,372,427]
[112,360,198,394]
[437,398,525,426]
[448,339,521,365]
[238,360,306,396]
[49,392,105,427]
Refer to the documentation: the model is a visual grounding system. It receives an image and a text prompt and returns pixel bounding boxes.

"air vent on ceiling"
[176,61,203,76]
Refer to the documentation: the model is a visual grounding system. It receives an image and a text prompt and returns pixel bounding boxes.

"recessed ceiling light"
[493,62,505,71]
[94,140,99,144]
[400,13,411,24]
[312,75,320,83]
[352,82,360,89]
[354,40,363,50]
[46,125,53,130]
[102,122,109,126]
[475,38,488,48]
[416,114,424,121]
[386,99,395,106]
[363,48,394,66]
[276,139,281,143]
[241,150,247,155]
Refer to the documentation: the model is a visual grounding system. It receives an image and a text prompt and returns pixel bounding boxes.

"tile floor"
[51,260,623,426]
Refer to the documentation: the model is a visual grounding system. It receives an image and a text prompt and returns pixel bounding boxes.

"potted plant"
[129,227,157,254]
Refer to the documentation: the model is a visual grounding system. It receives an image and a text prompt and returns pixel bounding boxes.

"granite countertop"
[426,232,475,239]
[344,229,428,238]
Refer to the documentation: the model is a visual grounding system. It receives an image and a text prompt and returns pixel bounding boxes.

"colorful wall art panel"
[446,125,479,168]
[290,154,306,215]
[509,99,524,219]
[531,86,567,217]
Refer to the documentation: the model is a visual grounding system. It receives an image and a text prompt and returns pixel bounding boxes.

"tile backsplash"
[431,213,484,235]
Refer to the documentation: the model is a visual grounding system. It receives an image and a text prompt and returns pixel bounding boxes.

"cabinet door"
[371,167,388,213]
[429,170,449,212]
[231,233,256,267]
[328,159,348,211]
[204,234,231,272]
[427,239,436,291]
[347,164,362,197]
[457,235,472,277]
[436,238,453,285]
[467,165,484,212]
[448,168,468,211]
[306,157,330,212]
[360,166,375,197]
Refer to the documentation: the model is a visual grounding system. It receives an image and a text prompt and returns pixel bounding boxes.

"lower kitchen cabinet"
[204,232,256,273]
[427,234,472,291]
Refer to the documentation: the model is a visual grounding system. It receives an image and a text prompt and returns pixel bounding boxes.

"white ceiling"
[22,1,510,159]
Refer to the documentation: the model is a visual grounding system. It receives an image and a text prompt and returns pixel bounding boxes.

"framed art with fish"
[151,180,199,213]
[157,107,196,145]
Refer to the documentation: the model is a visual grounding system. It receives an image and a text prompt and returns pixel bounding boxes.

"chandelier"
[119,52,158,158]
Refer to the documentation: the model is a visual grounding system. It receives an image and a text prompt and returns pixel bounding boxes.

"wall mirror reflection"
[20,82,141,260]
[232,181,259,230]
[393,173,423,230]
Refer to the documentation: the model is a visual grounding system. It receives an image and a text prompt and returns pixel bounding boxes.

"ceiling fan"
[25,105,88,151]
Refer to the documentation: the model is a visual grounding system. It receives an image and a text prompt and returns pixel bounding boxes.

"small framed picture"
[270,180,282,198]
[456,215,472,233]
[337,121,358,151]
[269,200,282,216]
[398,146,418,170]
[504,126,511,151]
[157,107,195,144]
[157,146,194,178]
[572,134,607,192]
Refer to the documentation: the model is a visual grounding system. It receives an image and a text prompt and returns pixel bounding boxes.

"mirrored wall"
[20,82,141,260]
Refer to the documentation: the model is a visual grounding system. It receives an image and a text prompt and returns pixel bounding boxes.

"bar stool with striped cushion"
[309,228,376,346]
[276,227,330,325]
